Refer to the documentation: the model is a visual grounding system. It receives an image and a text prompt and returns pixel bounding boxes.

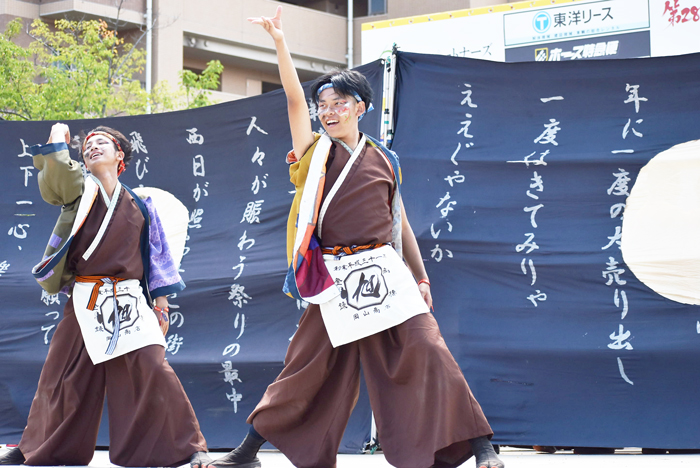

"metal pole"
[347,0,354,69]
[380,45,397,148]
[385,46,397,148]
[146,0,153,113]
[380,54,391,145]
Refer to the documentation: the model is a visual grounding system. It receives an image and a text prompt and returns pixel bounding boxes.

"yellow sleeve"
[286,134,322,265]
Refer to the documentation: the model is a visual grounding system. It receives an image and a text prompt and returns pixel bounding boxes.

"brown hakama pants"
[248,305,493,468]
[18,299,207,467]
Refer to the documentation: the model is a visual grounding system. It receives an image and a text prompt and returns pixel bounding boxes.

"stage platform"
[2,446,699,468]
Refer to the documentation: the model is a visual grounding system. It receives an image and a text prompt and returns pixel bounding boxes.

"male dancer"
[213,7,504,468]
[0,123,212,468]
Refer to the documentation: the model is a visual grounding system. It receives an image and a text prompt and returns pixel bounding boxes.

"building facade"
[1,0,512,102]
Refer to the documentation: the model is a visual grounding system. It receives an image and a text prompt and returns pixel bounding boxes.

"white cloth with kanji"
[320,245,428,347]
[72,279,165,364]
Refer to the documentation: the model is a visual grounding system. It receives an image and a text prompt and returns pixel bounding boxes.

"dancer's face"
[82,134,123,174]
[318,88,365,140]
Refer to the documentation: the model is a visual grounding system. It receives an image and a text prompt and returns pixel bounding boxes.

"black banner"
[394,51,700,448]
[0,61,382,452]
[2,50,700,450]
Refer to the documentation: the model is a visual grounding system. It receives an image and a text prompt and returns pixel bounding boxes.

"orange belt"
[76,275,127,356]
[321,243,387,256]
[76,275,126,310]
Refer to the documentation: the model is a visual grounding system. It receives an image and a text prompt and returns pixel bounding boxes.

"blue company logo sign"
[533,12,551,33]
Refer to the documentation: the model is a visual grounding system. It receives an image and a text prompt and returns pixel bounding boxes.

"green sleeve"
[31,142,84,206]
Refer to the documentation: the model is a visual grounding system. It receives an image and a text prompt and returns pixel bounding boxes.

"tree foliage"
[0,18,223,121]
[180,61,225,109]
[0,19,37,120]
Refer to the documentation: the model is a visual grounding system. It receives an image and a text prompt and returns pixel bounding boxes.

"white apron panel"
[320,245,429,347]
[72,279,165,365]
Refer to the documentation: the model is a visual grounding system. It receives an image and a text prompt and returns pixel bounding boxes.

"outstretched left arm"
[400,199,433,309]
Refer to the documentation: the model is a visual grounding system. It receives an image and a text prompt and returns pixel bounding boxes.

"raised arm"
[33,123,84,206]
[249,6,314,158]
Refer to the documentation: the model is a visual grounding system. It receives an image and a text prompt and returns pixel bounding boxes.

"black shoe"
[573,447,616,455]
[642,448,667,454]
[469,436,504,468]
[190,451,213,468]
[532,445,557,454]
[211,433,263,468]
[211,451,261,468]
[0,448,25,465]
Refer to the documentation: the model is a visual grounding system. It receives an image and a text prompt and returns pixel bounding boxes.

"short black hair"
[311,69,373,109]
[77,126,134,170]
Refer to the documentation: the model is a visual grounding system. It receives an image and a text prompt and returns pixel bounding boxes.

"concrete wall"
[1,0,145,48]
[148,0,348,99]
[37,0,145,25]
[152,0,183,88]
[177,0,349,101]
[183,56,282,99]
[37,0,143,12]
[1,0,40,43]
[182,0,347,66]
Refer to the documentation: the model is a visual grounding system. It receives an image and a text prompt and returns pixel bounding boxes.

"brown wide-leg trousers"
[248,305,493,468]
[18,299,207,467]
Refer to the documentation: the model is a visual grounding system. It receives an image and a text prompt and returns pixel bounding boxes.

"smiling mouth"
[89,152,102,160]
[325,119,339,126]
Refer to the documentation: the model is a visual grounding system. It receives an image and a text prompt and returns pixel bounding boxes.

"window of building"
[368,0,386,15]
[277,1,385,17]
[279,1,346,15]
[262,81,283,94]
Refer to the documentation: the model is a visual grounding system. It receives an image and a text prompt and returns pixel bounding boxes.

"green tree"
[179,60,225,109]
[0,18,223,121]
[0,19,38,120]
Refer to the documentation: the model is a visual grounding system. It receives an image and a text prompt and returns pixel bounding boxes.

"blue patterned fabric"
[142,197,185,298]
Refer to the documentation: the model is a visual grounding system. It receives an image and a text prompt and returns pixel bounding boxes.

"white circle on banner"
[132,186,189,268]
[622,139,700,305]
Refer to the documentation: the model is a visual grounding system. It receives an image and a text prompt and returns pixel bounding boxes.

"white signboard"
[361,0,700,64]
[361,12,505,63]
[503,0,650,46]
[650,0,700,56]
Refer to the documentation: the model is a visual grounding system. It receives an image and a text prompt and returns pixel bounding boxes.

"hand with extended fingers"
[248,5,284,41]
